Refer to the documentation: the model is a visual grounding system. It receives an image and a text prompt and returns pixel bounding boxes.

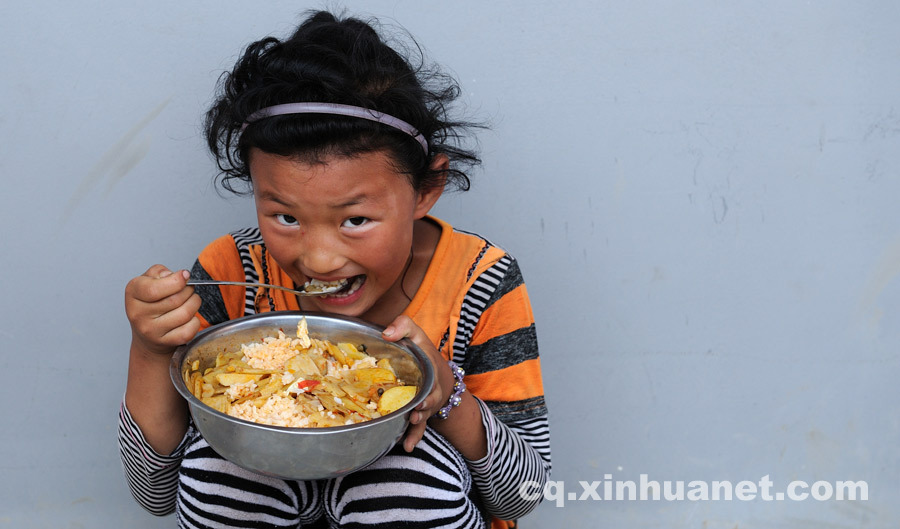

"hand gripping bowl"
[170,312,435,480]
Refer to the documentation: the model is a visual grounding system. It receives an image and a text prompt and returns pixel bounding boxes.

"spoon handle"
[187,280,305,295]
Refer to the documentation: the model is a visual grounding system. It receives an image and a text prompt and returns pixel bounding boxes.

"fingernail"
[159,270,173,278]
[383,326,394,337]
[181,270,190,280]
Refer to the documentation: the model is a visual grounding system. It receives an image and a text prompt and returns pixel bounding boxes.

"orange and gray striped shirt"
[119,216,550,529]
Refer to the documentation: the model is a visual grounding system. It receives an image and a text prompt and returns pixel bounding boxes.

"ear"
[412,154,449,219]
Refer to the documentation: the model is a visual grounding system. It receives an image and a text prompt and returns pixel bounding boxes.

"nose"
[297,229,346,276]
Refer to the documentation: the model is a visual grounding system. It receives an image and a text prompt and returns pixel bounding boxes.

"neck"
[362,217,441,326]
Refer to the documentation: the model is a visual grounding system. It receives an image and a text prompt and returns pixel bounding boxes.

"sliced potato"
[316,394,343,413]
[215,373,264,386]
[318,378,346,397]
[326,342,348,366]
[377,385,417,415]
[352,367,396,385]
[308,350,328,374]
[191,372,203,396]
[201,395,230,413]
[284,353,321,377]
[296,317,312,348]
[340,396,373,417]
[338,342,367,362]
[376,358,394,373]
[259,376,285,397]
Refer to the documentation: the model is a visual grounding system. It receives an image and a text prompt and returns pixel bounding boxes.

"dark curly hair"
[204,10,482,195]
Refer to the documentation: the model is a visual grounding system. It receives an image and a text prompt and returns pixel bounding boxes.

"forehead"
[249,148,415,202]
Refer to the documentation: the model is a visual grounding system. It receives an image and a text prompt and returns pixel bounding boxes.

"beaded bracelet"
[434,361,466,420]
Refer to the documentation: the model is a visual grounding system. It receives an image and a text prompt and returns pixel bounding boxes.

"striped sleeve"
[117,399,190,516]
[455,256,552,520]
[468,401,552,520]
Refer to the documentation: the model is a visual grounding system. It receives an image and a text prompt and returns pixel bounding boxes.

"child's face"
[249,148,441,322]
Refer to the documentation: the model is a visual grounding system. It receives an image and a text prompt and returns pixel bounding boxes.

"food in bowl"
[183,317,417,428]
[171,312,433,479]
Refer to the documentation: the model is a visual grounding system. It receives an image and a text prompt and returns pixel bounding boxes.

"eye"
[275,214,298,226]
[342,216,370,228]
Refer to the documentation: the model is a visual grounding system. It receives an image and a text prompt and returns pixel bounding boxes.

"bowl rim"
[169,311,435,435]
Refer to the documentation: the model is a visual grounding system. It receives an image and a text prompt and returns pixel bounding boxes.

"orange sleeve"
[464,358,544,402]
[469,284,534,348]
[465,271,544,404]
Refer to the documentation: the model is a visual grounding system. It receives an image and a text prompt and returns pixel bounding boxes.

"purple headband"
[242,102,429,155]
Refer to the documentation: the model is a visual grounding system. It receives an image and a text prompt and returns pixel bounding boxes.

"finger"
[130,291,201,346]
[154,292,202,337]
[128,268,191,304]
[145,264,174,278]
[383,316,441,365]
[160,314,202,347]
[126,282,195,326]
[133,315,200,356]
[417,386,443,421]
[148,282,197,316]
[381,315,414,342]
[403,421,427,453]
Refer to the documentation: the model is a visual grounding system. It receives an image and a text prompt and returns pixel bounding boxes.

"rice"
[241,330,304,370]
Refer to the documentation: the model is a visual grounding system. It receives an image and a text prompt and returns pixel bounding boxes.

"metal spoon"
[187,280,344,296]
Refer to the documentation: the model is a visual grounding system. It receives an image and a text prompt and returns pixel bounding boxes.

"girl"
[119,10,550,529]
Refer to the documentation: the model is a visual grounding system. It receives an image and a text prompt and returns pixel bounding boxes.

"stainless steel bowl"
[170,311,434,480]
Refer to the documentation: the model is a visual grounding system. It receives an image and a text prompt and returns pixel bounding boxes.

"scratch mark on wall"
[865,159,884,182]
[689,147,704,186]
[61,98,171,222]
[711,194,728,224]
[863,107,900,141]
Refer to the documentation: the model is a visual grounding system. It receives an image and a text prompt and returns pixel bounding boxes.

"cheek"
[359,231,411,274]
[258,228,297,267]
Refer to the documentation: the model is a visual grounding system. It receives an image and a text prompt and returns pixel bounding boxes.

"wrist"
[130,337,177,363]
[433,361,466,420]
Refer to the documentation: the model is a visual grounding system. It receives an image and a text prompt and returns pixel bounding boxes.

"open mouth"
[326,275,365,298]
[303,278,349,294]
[304,275,365,298]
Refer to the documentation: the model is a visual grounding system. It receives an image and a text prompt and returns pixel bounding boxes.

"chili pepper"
[297,379,321,391]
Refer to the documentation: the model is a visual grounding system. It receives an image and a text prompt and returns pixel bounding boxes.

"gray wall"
[2,1,897,527]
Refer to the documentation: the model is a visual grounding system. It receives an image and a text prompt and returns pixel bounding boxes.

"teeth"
[325,276,364,298]
[303,278,348,293]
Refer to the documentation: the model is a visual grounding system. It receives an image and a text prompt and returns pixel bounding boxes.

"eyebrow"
[257,191,369,209]
[330,195,367,208]
[257,191,294,207]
